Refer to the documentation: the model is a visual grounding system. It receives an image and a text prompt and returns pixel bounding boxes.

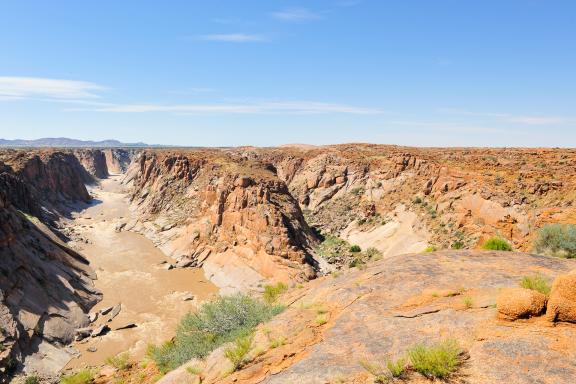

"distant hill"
[0,137,150,148]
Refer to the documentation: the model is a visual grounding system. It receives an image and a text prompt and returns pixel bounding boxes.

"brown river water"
[64,176,218,370]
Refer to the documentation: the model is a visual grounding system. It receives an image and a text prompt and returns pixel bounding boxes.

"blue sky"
[0,0,575,147]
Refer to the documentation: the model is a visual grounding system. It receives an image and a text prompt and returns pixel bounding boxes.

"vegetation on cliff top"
[147,293,283,373]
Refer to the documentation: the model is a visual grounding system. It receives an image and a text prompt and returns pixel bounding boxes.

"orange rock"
[497,287,547,320]
[546,272,576,323]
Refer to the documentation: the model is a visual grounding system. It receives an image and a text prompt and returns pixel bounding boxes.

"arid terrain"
[1,144,576,384]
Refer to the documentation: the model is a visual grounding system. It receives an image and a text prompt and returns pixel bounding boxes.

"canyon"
[1,144,575,383]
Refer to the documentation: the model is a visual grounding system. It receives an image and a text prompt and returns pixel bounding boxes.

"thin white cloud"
[0,76,104,99]
[72,101,383,115]
[200,33,265,42]
[505,116,566,125]
[272,8,322,22]
[437,108,571,125]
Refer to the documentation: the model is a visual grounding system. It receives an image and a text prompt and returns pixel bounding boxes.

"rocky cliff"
[245,145,576,254]
[74,149,109,180]
[0,150,102,380]
[122,151,317,292]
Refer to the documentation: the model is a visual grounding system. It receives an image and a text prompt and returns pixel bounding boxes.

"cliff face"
[247,145,576,253]
[103,148,134,174]
[0,150,93,207]
[0,152,102,379]
[120,145,576,290]
[74,149,109,180]
[123,151,317,292]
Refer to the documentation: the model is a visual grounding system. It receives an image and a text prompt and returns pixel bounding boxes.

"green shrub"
[520,274,551,295]
[424,245,437,252]
[225,334,253,371]
[481,237,513,251]
[533,224,576,258]
[365,247,383,260]
[60,370,94,384]
[408,339,462,379]
[386,357,406,378]
[351,187,365,196]
[413,197,423,204]
[25,376,40,384]
[148,293,283,373]
[463,296,473,309]
[105,352,130,370]
[350,245,362,253]
[451,241,464,250]
[263,282,288,304]
[360,357,406,382]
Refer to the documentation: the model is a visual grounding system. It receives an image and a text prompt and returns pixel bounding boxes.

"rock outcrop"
[122,151,318,292]
[103,149,134,174]
[496,287,547,320]
[74,149,109,180]
[0,150,102,379]
[156,250,576,384]
[546,271,576,323]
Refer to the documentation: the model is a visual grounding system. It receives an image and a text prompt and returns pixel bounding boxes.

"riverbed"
[65,175,218,369]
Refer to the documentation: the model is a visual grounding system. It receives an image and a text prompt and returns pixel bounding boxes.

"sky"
[0,0,575,147]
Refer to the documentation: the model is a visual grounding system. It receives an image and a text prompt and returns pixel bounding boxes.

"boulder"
[497,287,547,320]
[91,324,110,337]
[545,272,576,323]
[108,304,122,321]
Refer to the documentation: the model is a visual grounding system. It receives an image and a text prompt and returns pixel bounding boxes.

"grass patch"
[360,357,406,382]
[60,370,94,384]
[263,282,288,304]
[148,293,283,373]
[424,245,437,252]
[315,313,328,326]
[481,237,513,251]
[408,339,462,379]
[225,334,253,371]
[105,352,130,370]
[462,296,473,309]
[25,376,40,384]
[520,274,551,295]
[269,336,287,349]
[533,224,576,258]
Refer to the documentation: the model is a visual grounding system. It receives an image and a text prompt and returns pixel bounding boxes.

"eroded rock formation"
[0,152,104,379]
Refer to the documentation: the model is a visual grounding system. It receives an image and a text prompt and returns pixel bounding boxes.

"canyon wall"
[0,150,104,379]
[122,150,318,292]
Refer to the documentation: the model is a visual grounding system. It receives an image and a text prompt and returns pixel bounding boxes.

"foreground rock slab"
[167,251,576,384]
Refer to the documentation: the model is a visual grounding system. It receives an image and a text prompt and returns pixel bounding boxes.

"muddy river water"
[65,175,218,369]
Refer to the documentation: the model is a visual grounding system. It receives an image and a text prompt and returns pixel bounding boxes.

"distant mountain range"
[0,138,150,148]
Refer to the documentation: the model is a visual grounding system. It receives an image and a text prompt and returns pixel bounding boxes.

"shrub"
[350,245,361,253]
[360,357,406,382]
[60,370,94,384]
[148,293,283,373]
[533,224,576,258]
[424,245,437,252]
[386,357,406,378]
[481,237,513,251]
[463,296,473,309]
[520,274,551,295]
[413,197,423,204]
[105,352,130,370]
[451,241,464,250]
[25,376,40,384]
[365,247,383,260]
[407,339,462,379]
[263,282,288,304]
[351,187,365,196]
[225,334,253,371]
